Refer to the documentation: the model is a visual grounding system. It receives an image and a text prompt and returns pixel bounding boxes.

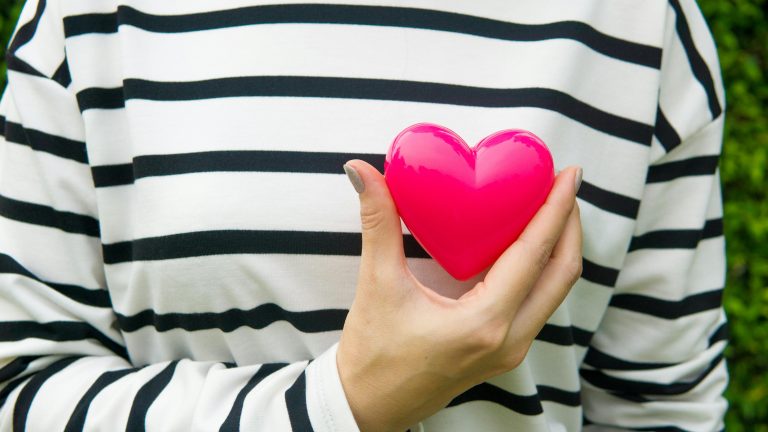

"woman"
[0,1,727,430]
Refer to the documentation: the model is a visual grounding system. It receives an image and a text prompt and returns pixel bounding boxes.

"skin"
[337,160,583,432]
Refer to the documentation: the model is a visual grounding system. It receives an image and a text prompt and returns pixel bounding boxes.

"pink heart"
[384,123,555,280]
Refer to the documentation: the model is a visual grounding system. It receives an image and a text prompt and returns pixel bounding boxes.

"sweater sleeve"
[0,1,358,430]
[580,1,728,430]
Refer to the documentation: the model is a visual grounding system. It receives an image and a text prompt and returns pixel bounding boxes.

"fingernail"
[344,163,365,194]
[574,167,583,194]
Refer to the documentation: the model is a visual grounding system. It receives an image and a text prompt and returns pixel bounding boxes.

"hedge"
[1,1,766,429]
[699,1,768,430]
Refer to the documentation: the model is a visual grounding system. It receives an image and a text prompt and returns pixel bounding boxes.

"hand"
[337,160,583,432]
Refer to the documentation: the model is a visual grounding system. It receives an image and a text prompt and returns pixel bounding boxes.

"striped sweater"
[0,1,727,431]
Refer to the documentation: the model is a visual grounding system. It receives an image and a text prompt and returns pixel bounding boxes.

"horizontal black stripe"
[583,417,692,432]
[90,163,134,188]
[221,363,288,432]
[53,58,73,88]
[65,367,137,432]
[127,361,178,432]
[76,86,124,110]
[5,53,47,79]
[583,346,675,371]
[708,322,728,346]
[580,352,724,396]
[1,117,87,163]
[653,107,682,153]
[629,229,696,251]
[702,217,723,239]
[536,385,581,407]
[628,218,723,251]
[0,321,128,359]
[102,229,429,263]
[285,370,314,432]
[0,193,100,237]
[668,0,721,119]
[628,426,690,432]
[76,77,653,146]
[113,305,594,347]
[577,181,640,219]
[116,303,347,334]
[0,355,41,382]
[629,230,702,252]
[14,356,81,432]
[581,258,620,287]
[90,148,639,221]
[646,155,719,183]
[63,4,661,68]
[0,195,93,240]
[0,253,111,308]
[448,383,580,410]
[90,150,385,187]
[448,382,542,415]
[101,228,615,292]
[611,391,649,403]
[609,288,723,319]
[536,323,593,347]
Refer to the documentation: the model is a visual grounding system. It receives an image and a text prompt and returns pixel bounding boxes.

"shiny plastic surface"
[384,123,555,280]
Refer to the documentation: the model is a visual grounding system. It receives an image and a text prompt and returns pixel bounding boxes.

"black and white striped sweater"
[0,1,727,430]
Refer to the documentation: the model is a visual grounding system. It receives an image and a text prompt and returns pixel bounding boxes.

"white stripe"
[527,342,581,392]
[635,176,715,232]
[578,199,636,269]
[0,218,104,288]
[13,0,66,76]
[62,0,666,47]
[590,308,722,363]
[1,142,95,217]
[619,244,725,300]
[121,323,341,366]
[4,72,85,141]
[97,172,360,242]
[84,97,651,192]
[105,255,358,315]
[65,24,659,123]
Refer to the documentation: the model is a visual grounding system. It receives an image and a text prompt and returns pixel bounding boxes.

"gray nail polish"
[574,168,583,194]
[344,164,365,193]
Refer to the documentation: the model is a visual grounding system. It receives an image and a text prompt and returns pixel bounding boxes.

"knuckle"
[470,319,509,354]
[501,346,530,371]
[561,254,583,285]
[360,205,387,232]
[520,238,551,272]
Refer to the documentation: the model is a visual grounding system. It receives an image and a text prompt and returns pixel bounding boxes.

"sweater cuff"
[305,343,360,432]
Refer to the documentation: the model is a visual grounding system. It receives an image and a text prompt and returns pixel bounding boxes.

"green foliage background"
[0,0,765,429]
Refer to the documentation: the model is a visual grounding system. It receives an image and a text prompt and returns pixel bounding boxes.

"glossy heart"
[384,123,555,280]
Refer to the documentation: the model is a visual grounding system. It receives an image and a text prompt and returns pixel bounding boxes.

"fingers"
[511,201,583,338]
[482,166,582,313]
[344,159,406,271]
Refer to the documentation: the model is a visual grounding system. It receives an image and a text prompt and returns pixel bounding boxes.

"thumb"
[344,159,405,269]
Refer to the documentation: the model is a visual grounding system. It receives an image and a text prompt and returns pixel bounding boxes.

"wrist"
[337,340,401,432]
[336,338,464,432]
